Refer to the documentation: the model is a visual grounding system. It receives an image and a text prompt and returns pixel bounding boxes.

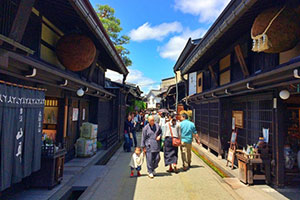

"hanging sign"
[189,72,197,96]
[82,108,86,121]
[263,128,269,143]
[72,108,79,121]
[232,111,243,128]
[230,131,237,144]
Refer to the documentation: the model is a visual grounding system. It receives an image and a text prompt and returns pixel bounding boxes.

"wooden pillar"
[63,97,68,139]
[218,98,223,158]
[208,101,211,150]
[9,0,36,42]
[56,97,67,146]
[117,90,121,142]
[275,94,285,187]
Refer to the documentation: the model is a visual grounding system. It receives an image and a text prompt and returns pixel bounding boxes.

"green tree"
[95,5,132,66]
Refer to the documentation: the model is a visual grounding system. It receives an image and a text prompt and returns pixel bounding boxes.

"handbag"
[168,123,181,147]
[129,132,133,139]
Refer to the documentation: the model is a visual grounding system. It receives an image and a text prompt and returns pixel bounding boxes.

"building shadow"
[272,185,300,200]
[154,172,173,177]
[189,165,204,169]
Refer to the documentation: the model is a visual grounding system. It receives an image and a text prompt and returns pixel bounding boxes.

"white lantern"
[77,88,84,97]
[279,90,290,100]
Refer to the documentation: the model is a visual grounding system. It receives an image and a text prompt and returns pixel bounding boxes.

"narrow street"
[2,1,300,199]
[79,133,238,200]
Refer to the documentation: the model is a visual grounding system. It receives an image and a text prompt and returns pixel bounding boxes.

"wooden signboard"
[226,130,238,169]
[233,111,243,128]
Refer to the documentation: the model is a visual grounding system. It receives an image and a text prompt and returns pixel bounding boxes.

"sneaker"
[130,172,134,177]
[148,173,154,179]
[137,171,141,177]
[153,170,157,175]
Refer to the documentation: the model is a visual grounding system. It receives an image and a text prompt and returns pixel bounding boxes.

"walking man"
[179,113,200,171]
[141,116,162,178]
[153,111,160,124]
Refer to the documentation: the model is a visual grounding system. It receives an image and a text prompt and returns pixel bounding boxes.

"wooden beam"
[0,52,9,68]
[234,45,249,78]
[275,94,286,187]
[9,0,36,42]
[0,34,34,54]
[88,50,100,82]
[208,65,218,87]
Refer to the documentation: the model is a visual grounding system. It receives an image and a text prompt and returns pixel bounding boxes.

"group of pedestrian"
[129,111,200,179]
[123,111,143,152]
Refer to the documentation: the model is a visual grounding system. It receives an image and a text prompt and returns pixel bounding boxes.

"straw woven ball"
[251,6,300,53]
[56,34,96,71]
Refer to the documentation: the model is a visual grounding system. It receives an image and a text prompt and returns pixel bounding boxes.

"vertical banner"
[0,84,45,191]
[188,72,197,96]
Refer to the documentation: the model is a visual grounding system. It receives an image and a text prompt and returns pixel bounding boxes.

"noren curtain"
[0,83,45,191]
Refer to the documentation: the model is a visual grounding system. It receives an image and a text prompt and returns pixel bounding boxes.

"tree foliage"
[127,100,146,113]
[96,5,132,66]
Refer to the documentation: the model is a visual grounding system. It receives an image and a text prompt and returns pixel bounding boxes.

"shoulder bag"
[168,123,181,147]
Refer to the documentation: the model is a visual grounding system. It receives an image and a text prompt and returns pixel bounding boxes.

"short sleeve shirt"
[180,120,197,144]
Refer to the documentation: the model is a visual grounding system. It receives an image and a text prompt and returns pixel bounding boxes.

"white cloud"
[174,0,230,23]
[158,28,206,61]
[106,69,160,94]
[129,22,183,42]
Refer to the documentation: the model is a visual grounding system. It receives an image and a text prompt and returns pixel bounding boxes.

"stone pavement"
[193,143,297,200]
[79,133,240,200]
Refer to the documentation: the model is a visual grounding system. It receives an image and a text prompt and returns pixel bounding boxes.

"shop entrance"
[65,98,89,161]
[283,94,300,185]
[43,98,59,143]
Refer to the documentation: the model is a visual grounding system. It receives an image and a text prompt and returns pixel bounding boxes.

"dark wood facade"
[0,0,129,190]
[176,0,300,186]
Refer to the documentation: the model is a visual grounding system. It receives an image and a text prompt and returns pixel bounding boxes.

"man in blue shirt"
[180,113,200,170]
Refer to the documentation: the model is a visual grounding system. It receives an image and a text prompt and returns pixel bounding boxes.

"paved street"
[80,133,238,200]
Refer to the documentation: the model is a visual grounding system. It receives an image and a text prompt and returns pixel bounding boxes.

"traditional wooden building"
[160,81,186,111]
[0,0,128,191]
[176,0,300,186]
[105,79,143,142]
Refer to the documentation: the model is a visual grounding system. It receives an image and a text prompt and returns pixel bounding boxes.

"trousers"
[146,151,160,173]
[180,142,192,168]
[123,134,131,152]
[131,166,141,171]
[132,130,137,147]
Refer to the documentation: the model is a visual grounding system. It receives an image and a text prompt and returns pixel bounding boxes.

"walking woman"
[163,113,181,173]
[124,115,133,152]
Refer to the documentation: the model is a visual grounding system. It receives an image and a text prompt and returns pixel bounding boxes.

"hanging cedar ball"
[56,34,96,71]
[251,6,300,53]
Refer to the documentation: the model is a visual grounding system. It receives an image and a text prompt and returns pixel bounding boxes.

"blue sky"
[90,0,230,94]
